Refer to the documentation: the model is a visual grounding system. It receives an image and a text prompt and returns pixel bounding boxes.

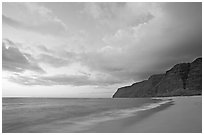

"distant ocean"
[2,98,172,133]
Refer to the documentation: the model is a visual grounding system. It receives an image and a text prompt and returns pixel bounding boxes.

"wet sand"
[82,96,202,133]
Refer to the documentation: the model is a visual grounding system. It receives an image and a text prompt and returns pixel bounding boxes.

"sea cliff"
[113,58,202,98]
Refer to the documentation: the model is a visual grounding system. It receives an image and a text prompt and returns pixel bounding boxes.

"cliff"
[113,57,202,98]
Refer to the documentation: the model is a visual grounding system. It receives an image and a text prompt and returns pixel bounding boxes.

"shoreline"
[2,96,201,133]
[80,96,202,133]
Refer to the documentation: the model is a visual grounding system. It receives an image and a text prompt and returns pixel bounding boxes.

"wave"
[54,99,173,132]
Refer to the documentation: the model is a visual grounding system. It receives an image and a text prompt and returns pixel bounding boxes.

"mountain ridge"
[113,57,202,98]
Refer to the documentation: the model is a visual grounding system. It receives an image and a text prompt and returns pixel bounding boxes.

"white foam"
[55,99,173,132]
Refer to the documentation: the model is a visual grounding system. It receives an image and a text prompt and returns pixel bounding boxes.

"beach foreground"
[82,96,202,133]
[2,96,201,133]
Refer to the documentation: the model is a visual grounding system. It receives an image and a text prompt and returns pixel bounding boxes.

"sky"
[2,2,202,98]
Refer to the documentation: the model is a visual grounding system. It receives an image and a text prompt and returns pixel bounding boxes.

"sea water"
[2,98,172,133]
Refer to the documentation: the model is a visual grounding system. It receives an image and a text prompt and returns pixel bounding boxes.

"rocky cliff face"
[113,58,202,98]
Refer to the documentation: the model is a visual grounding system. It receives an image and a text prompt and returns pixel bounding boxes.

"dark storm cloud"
[140,2,202,79]
[8,74,122,86]
[80,2,202,83]
[2,39,45,73]
[160,2,202,55]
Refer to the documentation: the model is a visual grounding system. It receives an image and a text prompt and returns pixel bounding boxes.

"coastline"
[81,96,202,133]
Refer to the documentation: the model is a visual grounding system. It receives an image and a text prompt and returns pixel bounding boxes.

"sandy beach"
[2,96,201,133]
[82,96,202,133]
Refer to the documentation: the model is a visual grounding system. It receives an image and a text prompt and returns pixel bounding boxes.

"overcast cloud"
[2,2,202,97]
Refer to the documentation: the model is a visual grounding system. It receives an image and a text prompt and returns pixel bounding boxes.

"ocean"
[2,98,172,133]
